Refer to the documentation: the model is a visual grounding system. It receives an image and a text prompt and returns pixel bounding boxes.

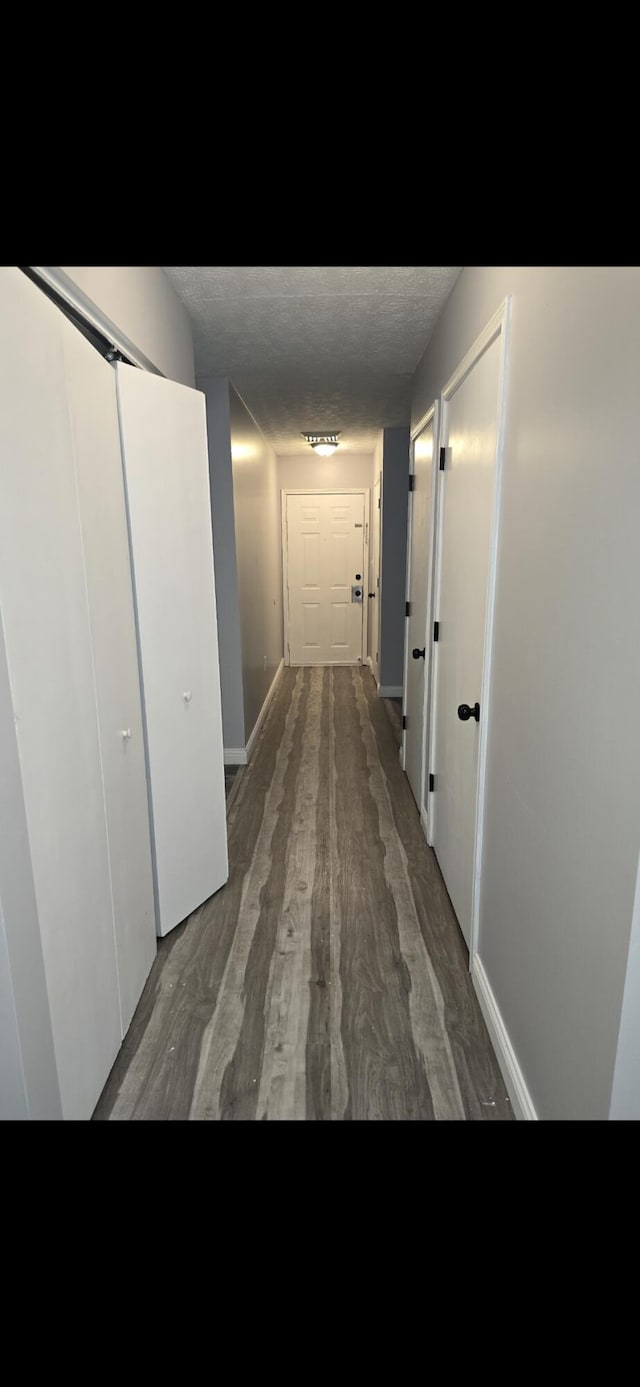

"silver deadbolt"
[351,585,363,603]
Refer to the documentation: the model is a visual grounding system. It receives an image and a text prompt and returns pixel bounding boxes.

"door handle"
[368,592,376,599]
[457,702,480,722]
[412,647,426,660]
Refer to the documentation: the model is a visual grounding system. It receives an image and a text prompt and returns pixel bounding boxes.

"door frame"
[427,297,511,961]
[368,471,382,684]
[401,400,440,842]
[281,489,371,667]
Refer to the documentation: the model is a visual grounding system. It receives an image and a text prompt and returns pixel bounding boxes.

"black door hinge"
[402,715,407,730]
[433,620,439,641]
[429,773,435,792]
[378,496,381,508]
[439,446,446,471]
[408,474,415,491]
[405,600,411,617]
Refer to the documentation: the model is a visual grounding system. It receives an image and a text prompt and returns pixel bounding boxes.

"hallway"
[94,666,511,1120]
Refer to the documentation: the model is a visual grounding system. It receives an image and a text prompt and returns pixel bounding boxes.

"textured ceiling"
[163,266,462,455]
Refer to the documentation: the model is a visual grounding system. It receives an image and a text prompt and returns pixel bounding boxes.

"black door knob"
[412,647,426,660]
[457,702,480,722]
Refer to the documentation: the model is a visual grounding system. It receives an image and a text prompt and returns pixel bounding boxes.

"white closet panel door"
[116,364,228,936]
[0,267,121,1118]
[62,327,157,1032]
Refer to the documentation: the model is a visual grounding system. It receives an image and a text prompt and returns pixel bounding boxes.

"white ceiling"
[163,266,462,455]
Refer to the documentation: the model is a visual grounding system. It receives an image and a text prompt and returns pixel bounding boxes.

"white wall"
[52,267,195,386]
[277,453,374,492]
[230,387,284,740]
[411,266,640,1120]
[199,377,246,752]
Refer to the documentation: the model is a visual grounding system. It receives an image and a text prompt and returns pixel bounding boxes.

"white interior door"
[404,419,434,807]
[116,365,228,937]
[431,333,502,946]
[369,476,381,679]
[0,267,122,1119]
[286,493,365,664]
[63,328,157,1032]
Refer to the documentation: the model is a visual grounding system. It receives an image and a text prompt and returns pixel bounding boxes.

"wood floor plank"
[94,663,513,1121]
[333,669,436,1120]
[306,668,332,1120]
[190,670,308,1120]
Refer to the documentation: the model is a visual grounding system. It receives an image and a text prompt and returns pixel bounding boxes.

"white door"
[0,267,122,1119]
[63,328,157,1033]
[404,418,435,807]
[286,493,365,665]
[431,332,503,946]
[369,475,381,680]
[116,365,228,937]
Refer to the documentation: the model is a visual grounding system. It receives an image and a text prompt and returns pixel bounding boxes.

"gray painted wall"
[56,267,195,386]
[199,378,245,752]
[229,386,284,740]
[411,266,640,1120]
[379,427,410,690]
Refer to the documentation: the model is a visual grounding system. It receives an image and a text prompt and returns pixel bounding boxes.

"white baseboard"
[471,955,538,1120]
[367,656,375,676]
[224,747,248,766]
[378,684,403,698]
[420,805,430,842]
[245,658,284,762]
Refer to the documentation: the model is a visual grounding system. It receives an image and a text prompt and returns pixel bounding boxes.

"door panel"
[287,493,365,664]
[0,267,122,1118]
[116,365,228,937]
[63,328,157,1032]
[431,335,501,945]
[404,419,434,808]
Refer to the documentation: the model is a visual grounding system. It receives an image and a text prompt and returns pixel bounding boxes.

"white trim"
[422,401,441,846]
[469,298,511,959]
[366,655,375,676]
[28,268,163,378]
[441,299,507,402]
[281,489,370,667]
[420,804,429,841]
[430,298,511,956]
[224,748,248,766]
[378,684,403,698]
[411,402,437,443]
[402,401,440,807]
[471,955,538,1120]
[245,658,285,761]
[370,472,382,684]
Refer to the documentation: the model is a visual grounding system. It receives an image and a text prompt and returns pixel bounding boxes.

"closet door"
[62,328,157,1033]
[116,364,228,936]
[0,267,121,1119]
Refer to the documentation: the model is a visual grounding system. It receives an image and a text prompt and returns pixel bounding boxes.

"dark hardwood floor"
[94,666,512,1121]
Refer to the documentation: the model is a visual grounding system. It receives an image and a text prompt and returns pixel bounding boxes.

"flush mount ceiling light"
[301,432,341,457]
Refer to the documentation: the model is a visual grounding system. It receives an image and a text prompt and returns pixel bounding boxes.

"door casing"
[426,298,511,961]
[401,401,440,834]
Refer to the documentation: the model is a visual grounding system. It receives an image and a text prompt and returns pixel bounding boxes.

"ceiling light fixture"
[301,431,341,457]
